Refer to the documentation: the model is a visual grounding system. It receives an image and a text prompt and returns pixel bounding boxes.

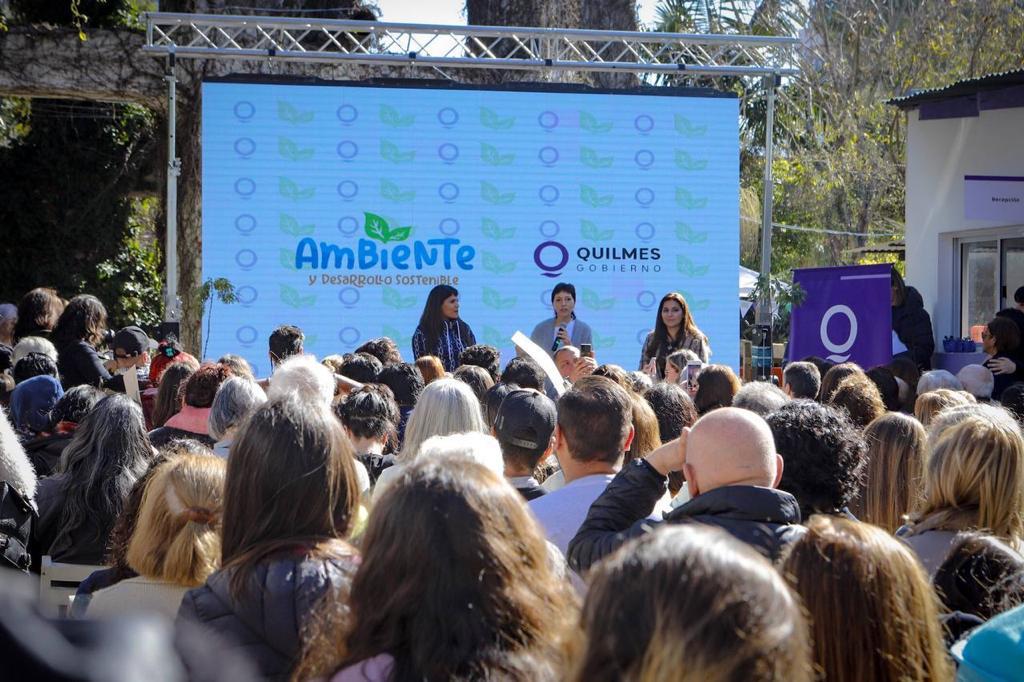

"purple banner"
[789,264,892,366]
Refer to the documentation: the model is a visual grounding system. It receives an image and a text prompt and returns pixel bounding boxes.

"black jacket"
[567,460,804,572]
[177,547,358,681]
[56,340,126,392]
[23,434,72,478]
[29,473,117,571]
[892,287,935,370]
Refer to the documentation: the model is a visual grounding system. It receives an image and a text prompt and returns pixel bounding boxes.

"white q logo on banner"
[820,304,858,363]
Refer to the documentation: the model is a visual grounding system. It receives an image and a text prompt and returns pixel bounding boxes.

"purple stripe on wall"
[965,175,1024,182]
[919,96,979,120]
[979,84,1024,111]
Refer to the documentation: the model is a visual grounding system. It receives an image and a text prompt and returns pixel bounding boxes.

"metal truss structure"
[144,13,798,78]
[143,12,797,338]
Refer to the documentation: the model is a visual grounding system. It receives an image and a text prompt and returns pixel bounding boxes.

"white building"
[891,69,1024,340]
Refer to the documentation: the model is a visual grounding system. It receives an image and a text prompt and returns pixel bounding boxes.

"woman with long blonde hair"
[575,524,811,682]
[782,516,953,682]
[901,411,1024,575]
[855,413,927,533]
[87,451,226,618]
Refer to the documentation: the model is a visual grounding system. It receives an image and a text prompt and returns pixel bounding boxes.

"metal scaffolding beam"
[143,12,798,77]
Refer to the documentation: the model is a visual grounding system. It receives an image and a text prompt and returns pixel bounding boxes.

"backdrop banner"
[202,80,739,375]
[789,264,892,367]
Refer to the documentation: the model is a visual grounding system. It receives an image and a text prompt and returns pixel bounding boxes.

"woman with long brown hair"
[299,454,578,681]
[855,412,927,533]
[177,397,360,681]
[692,364,741,416]
[638,292,709,380]
[901,410,1024,576]
[782,516,953,682]
[575,525,811,682]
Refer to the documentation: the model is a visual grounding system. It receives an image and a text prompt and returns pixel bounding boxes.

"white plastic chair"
[38,556,103,618]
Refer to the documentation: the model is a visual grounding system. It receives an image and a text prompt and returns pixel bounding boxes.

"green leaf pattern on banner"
[480,107,515,130]
[480,142,515,166]
[582,288,615,310]
[674,150,708,170]
[279,137,314,161]
[677,255,709,277]
[481,251,517,274]
[380,139,416,163]
[592,333,616,349]
[278,101,314,124]
[675,222,708,243]
[674,114,707,137]
[481,181,516,205]
[580,184,613,208]
[675,187,708,209]
[581,219,614,241]
[279,213,315,236]
[580,146,613,168]
[482,287,517,309]
[364,212,389,243]
[382,325,412,347]
[579,110,613,133]
[382,287,418,308]
[380,104,415,127]
[380,179,416,203]
[481,218,516,239]
[680,290,711,310]
[280,249,297,270]
[483,325,507,347]
[280,284,316,308]
[279,177,316,200]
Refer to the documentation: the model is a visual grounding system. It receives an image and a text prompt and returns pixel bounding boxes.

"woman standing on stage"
[529,282,593,357]
[411,285,476,373]
[639,292,710,380]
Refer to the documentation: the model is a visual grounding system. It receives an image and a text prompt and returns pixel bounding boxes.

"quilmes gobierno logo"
[533,240,662,277]
[295,212,475,271]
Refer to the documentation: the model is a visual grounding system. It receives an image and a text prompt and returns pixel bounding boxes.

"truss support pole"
[164,51,181,323]
[757,73,779,329]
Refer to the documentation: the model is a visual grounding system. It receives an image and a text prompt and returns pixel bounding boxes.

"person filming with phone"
[530,282,594,358]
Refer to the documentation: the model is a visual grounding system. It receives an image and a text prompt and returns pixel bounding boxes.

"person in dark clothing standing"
[891,270,935,370]
[411,285,476,373]
[568,407,803,573]
[492,388,557,501]
[53,295,149,391]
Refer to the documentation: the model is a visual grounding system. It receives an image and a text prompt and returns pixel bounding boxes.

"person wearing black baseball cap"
[54,295,151,392]
[492,388,557,501]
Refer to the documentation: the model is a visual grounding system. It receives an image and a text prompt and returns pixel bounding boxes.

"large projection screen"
[202,80,738,377]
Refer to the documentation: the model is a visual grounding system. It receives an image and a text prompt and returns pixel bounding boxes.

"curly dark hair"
[377,362,424,407]
[766,401,867,517]
[13,353,58,383]
[340,352,383,384]
[335,384,400,442]
[356,337,403,365]
[180,363,232,408]
[500,356,545,391]
[643,382,698,443]
[458,344,501,382]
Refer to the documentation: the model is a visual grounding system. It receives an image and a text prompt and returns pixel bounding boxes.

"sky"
[374,0,663,30]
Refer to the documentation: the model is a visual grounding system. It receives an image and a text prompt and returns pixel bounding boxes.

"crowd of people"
[1,284,1024,681]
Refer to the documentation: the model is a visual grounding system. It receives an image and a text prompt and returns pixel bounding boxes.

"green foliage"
[0,99,162,326]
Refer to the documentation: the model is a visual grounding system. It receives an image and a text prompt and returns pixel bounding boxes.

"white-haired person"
[416,432,504,476]
[958,364,995,402]
[372,378,487,504]
[87,451,226,619]
[917,369,962,395]
[732,381,789,417]
[208,376,267,458]
[267,354,337,407]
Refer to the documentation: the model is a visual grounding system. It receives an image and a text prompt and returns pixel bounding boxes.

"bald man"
[568,407,804,572]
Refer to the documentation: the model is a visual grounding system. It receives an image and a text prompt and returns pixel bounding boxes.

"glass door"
[1001,238,1024,310]
[961,240,998,337]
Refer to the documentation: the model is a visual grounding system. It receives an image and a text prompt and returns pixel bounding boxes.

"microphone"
[552,326,565,352]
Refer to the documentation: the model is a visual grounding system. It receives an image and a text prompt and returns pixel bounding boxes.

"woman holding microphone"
[530,282,593,357]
